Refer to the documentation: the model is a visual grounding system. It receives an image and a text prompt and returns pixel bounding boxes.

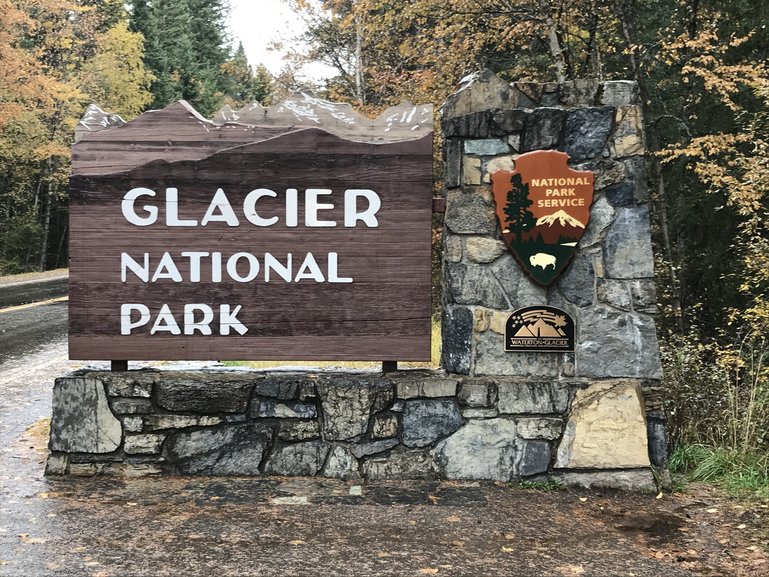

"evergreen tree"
[221,43,273,106]
[503,174,536,245]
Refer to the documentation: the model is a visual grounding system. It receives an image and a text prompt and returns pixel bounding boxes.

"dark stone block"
[563,106,614,162]
[522,108,566,151]
[604,180,637,207]
[622,157,650,203]
[253,377,307,400]
[443,112,491,138]
[444,262,508,309]
[165,423,272,475]
[156,378,254,413]
[490,109,528,135]
[519,439,551,477]
[264,440,330,476]
[445,138,462,188]
[647,410,668,468]
[251,399,317,419]
[402,400,464,448]
[555,251,595,307]
[441,306,473,375]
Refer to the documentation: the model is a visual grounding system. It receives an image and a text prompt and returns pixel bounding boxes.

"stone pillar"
[440,71,663,489]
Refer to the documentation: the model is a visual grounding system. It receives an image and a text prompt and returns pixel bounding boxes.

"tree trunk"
[39,159,54,272]
[539,0,568,82]
[354,7,364,105]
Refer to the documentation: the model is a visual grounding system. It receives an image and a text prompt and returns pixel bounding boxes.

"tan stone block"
[474,308,491,332]
[482,155,516,183]
[463,157,482,185]
[445,235,462,263]
[465,236,506,263]
[489,311,509,334]
[611,106,646,158]
[555,381,650,469]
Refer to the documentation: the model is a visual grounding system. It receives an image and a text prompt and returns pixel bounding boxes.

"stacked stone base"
[46,369,656,490]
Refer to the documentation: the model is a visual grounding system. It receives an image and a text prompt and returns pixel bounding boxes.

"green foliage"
[669,445,769,498]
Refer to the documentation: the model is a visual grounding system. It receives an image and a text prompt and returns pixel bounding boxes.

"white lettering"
[294,253,325,282]
[151,252,183,282]
[121,304,151,334]
[121,253,149,282]
[165,188,198,226]
[219,304,248,335]
[180,251,209,282]
[344,189,380,227]
[201,188,239,226]
[122,188,158,226]
[226,252,260,282]
[265,253,292,283]
[305,189,336,227]
[243,188,279,226]
[327,252,352,283]
[183,304,214,335]
[150,304,181,335]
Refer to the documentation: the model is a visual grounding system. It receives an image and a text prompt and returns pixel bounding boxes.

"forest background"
[1,0,768,494]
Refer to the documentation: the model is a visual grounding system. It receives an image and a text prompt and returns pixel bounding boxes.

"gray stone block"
[556,470,656,492]
[277,420,321,441]
[362,448,438,480]
[144,414,223,430]
[265,441,330,476]
[433,418,517,481]
[465,236,507,264]
[603,207,655,279]
[442,71,519,118]
[461,408,498,418]
[156,377,254,413]
[621,157,649,203]
[574,159,626,191]
[497,381,571,414]
[647,411,668,468]
[445,189,497,235]
[457,381,495,407]
[109,398,153,415]
[124,433,165,455]
[464,138,509,156]
[474,333,563,377]
[50,377,122,454]
[166,424,271,475]
[252,399,317,419]
[350,438,399,459]
[491,254,547,308]
[401,400,464,448]
[318,382,390,441]
[122,416,143,433]
[578,195,615,249]
[396,376,459,399]
[560,79,600,107]
[630,279,657,312]
[441,306,473,375]
[563,107,614,162]
[596,279,633,310]
[519,440,551,476]
[443,112,491,138]
[600,81,639,106]
[102,373,155,398]
[490,109,528,135]
[324,446,361,480]
[576,306,662,378]
[522,108,566,151]
[45,453,69,476]
[515,417,563,440]
[555,251,595,307]
[445,262,508,309]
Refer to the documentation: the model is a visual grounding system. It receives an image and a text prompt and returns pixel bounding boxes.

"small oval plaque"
[505,306,575,353]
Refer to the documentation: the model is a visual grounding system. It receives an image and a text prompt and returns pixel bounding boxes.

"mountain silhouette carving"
[522,210,585,245]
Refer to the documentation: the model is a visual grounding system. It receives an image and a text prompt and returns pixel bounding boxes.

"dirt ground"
[0,420,767,577]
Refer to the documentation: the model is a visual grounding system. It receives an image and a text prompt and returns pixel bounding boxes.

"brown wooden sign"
[491,150,594,286]
[69,99,433,361]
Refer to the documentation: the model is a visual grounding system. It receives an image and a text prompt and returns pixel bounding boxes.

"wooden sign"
[505,306,575,353]
[491,150,594,286]
[69,98,433,361]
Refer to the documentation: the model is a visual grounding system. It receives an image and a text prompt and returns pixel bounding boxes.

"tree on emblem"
[504,173,536,244]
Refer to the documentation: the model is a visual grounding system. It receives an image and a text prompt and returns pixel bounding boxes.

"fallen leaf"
[567,565,585,575]
[502,547,514,553]
[504,533,515,540]
[656,492,664,499]
[38,492,49,499]
[72,546,87,553]
[18,534,46,545]
[579,497,588,502]
[450,540,464,548]
[446,515,461,523]
[289,540,305,546]
[418,569,439,575]
[706,508,718,513]
[377,552,391,558]
[0,561,9,566]
[737,524,747,529]
[428,494,440,505]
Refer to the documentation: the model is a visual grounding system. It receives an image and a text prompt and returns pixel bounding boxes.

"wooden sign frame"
[69,99,434,361]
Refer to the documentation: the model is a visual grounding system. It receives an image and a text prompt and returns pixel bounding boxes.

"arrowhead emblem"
[491,150,594,286]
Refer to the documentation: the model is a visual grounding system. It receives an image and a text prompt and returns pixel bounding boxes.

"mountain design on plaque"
[491,150,594,286]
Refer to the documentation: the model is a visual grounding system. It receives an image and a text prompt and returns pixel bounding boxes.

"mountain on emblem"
[491,150,594,286]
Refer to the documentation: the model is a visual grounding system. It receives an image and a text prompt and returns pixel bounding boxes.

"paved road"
[0,301,68,367]
[0,276,68,309]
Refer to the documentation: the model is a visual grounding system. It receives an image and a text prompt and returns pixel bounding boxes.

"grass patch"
[516,479,565,491]
[223,320,442,370]
[669,444,769,499]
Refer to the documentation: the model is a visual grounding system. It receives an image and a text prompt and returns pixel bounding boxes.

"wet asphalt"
[0,282,714,577]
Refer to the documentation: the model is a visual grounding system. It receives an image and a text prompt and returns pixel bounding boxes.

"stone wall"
[439,72,665,484]
[46,369,655,489]
[47,75,666,489]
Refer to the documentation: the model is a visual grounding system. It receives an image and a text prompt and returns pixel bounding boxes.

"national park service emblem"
[505,306,575,353]
[491,150,594,286]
